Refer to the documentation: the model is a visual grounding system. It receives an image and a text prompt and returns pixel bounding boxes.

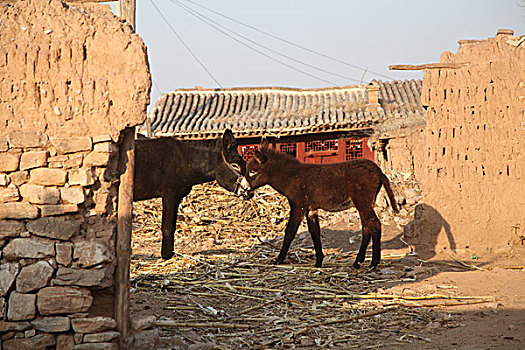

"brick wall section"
[0,0,152,348]
[416,30,525,253]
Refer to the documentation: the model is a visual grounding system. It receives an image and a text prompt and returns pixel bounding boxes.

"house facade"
[145,80,424,164]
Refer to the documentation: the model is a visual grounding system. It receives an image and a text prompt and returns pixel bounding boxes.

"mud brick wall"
[373,128,425,179]
[416,30,525,253]
[0,0,150,139]
[0,0,150,349]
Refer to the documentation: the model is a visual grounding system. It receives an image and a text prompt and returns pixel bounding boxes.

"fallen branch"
[417,258,480,270]
[399,333,432,343]
[293,307,397,337]
[448,254,486,271]
[501,266,525,270]
[313,293,494,301]
[156,320,252,329]
[238,295,287,315]
[411,299,496,308]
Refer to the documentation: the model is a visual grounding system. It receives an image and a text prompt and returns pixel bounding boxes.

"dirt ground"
[323,222,525,350]
[130,183,525,349]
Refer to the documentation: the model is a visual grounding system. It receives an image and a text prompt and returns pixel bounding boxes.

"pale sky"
[111,1,525,109]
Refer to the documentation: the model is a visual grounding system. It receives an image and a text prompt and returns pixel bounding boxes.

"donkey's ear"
[254,150,268,164]
[260,137,269,151]
[222,129,237,151]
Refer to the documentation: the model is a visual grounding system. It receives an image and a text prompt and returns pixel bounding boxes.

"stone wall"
[409,30,525,255]
[0,0,151,349]
[0,133,121,349]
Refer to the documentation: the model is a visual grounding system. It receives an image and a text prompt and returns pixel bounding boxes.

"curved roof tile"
[146,80,424,139]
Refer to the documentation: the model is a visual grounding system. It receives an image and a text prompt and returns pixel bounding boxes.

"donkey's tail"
[380,172,399,214]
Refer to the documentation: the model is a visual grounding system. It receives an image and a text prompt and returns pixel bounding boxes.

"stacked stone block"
[0,131,120,349]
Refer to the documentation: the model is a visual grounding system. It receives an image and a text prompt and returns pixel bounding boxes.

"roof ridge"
[165,79,422,94]
[168,85,367,94]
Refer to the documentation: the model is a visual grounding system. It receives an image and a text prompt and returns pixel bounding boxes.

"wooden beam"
[115,127,135,350]
[458,39,483,45]
[121,0,136,30]
[115,0,121,17]
[65,0,118,2]
[389,63,469,71]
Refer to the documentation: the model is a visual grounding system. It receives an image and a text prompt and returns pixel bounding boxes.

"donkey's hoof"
[274,258,283,265]
[353,261,361,269]
[161,251,174,260]
[369,261,380,270]
[315,262,323,268]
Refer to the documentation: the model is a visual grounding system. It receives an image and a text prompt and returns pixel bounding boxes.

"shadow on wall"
[403,203,456,260]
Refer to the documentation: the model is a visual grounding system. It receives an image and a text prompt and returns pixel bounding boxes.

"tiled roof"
[147,80,424,139]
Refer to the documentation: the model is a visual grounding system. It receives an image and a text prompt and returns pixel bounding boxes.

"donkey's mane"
[157,137,221,152]
[261,147,301,165]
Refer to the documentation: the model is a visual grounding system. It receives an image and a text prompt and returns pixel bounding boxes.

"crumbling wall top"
[439,29,524,64]
[0,0,151,141]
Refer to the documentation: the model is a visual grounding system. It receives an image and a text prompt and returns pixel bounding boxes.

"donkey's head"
[213,129,246,193]
[237,138,270,199]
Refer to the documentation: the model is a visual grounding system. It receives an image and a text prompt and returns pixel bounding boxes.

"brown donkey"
[238,139,398,270]
[134,130,245,259]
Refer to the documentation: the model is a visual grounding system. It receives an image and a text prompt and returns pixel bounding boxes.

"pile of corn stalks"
[131,183,494,349]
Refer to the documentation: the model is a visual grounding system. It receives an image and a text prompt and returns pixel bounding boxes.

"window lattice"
[279,143,297,157]
[239,145,258,161]
[345,139,363,160]
[305,139,338,152]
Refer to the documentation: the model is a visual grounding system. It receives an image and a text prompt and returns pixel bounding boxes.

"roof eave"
[154,121,380,140]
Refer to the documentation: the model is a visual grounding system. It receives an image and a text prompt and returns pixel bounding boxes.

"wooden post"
[146,118,152,138]
[115,2,136,349]
[115,0,121,17]
[116,127,135,350]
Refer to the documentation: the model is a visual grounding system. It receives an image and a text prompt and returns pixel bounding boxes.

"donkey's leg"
[354,205,373,268]
[355,207,382,269]
[276,204,305,265]
[368,212,382,270]
[354,225,371,269]
[306,210,324,267]
[161,195,181,260]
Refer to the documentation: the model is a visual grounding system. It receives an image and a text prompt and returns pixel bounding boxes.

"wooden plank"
[389,63,469,71]
[115,127,135,350]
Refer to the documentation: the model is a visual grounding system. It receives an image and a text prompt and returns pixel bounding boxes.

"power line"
[151,77,163,96]
[149,0,222,87]
[182,0,395,81]
[172,0,363,84]
[169,0,338,85]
